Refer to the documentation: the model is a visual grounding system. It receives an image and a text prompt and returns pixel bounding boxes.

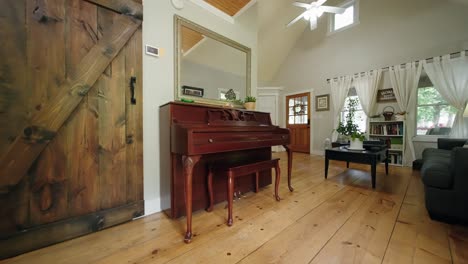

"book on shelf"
[369,123,403,136]
[388,152,402,165]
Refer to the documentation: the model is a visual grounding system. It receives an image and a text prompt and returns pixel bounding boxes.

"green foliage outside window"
[417,87,457,135]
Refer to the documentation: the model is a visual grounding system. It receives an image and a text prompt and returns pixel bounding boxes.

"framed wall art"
[377,88,397,102]
[182,85,204,97]
[315,94,330,111]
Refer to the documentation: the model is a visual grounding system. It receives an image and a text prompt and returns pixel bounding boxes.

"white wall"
[142,1,258,215]
[269,0,468,157]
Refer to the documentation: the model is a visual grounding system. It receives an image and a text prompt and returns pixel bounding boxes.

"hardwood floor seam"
[234,182,346,264]
[308,190,379,264]
[380,170,413,264]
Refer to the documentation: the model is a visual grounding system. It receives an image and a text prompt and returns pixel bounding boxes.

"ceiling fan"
[287,0,346,30]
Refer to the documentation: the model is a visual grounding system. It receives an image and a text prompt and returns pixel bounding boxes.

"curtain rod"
[326,50,467,82]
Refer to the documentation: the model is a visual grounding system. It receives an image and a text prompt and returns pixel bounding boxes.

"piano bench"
[207,158,281,226]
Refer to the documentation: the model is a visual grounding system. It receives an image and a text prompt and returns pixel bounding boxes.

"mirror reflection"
[175,16,251,105]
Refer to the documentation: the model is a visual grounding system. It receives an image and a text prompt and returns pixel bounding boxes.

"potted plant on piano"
[336,98,366,150]
[244,96,256,110]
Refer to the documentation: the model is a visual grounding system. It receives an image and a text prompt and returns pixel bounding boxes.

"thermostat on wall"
[145,45,159,57]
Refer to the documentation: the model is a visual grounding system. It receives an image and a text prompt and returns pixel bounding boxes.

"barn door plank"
[0,0,30,234]
[65,0,100,217]
[0,1,28,156]
[0,13,141,190]
[26,0,70,227]
[97,7,128,210]
[85,0,143,19]
[125,28,143,203]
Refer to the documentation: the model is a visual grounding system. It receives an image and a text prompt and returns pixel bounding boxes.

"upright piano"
[159,102,292,242]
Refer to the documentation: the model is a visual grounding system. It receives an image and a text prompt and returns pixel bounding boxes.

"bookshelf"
[368,120,405,166]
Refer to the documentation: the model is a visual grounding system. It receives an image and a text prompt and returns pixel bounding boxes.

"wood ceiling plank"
[204,0,251,16]
[181,26,204,54]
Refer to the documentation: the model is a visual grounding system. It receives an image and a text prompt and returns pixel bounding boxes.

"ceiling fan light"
[304,12,311,20]
[304,9,316,21]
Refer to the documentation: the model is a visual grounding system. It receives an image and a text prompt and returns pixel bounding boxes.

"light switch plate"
[145,45,159,57]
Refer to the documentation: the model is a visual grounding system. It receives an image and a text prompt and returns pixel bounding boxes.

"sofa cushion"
[422,148,451,162]
[421,158,453,189]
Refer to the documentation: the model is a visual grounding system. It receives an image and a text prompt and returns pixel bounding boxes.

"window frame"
[414,86,456,140]
[340,90,367,133]
[328,0,360,35]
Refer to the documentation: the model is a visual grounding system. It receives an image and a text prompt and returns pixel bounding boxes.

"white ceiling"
[257,0,309,83]
[204,0,468,84]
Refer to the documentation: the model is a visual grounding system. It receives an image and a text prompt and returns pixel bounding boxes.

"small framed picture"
[316,94,330,111]
[377,88,397,102]
[182,85,204,97]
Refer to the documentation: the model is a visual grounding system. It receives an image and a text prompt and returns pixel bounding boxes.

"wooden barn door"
[0,0,143,259]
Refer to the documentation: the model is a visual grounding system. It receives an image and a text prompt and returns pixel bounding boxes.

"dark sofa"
[421,138,468,224]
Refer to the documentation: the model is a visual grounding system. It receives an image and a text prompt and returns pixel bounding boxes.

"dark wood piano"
[159,102,293,243]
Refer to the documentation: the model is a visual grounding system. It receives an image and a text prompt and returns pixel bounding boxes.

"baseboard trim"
[144,197,162,216]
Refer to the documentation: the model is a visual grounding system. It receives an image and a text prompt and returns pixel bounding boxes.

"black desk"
[325,146,388,188]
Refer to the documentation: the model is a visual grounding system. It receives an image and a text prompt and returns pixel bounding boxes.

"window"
[340,89,367,132]
[329,0,359,33]
[416,87,457,135]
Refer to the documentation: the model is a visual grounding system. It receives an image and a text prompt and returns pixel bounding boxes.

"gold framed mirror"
[174,15,251,106]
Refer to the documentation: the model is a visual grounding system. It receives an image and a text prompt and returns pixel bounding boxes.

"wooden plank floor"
[2,152,468,264]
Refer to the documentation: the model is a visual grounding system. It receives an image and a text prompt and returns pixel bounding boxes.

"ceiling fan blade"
[287,12,306,27]
[315,0,328,6]
[309,15,317,30]
[321,6,346,14]
[292,2,311,9]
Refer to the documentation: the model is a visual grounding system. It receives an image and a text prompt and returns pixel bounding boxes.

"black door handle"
[130,76,136,105]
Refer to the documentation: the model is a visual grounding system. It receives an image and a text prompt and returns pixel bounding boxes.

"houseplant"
[336,98,366,149]
[244,96,256,110]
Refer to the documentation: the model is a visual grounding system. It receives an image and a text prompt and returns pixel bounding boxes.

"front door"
[286,92,311,153]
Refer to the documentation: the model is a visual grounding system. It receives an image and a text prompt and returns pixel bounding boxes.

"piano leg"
[182,155,202,243]
[283,145,294,192]
[274,160,281,201]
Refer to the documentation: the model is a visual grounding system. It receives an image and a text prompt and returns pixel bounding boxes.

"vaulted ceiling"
[200,0,313,83]
[201,0,310,83]
[201,0,468,84]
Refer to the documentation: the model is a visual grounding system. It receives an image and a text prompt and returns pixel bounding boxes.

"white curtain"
[353,70,382,117]
[389,62,422,166]
[423,51,468,138]
[330,76,352,141]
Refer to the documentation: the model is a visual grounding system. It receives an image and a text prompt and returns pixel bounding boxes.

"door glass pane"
[295,116,301,124]
[287,94,310,125]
